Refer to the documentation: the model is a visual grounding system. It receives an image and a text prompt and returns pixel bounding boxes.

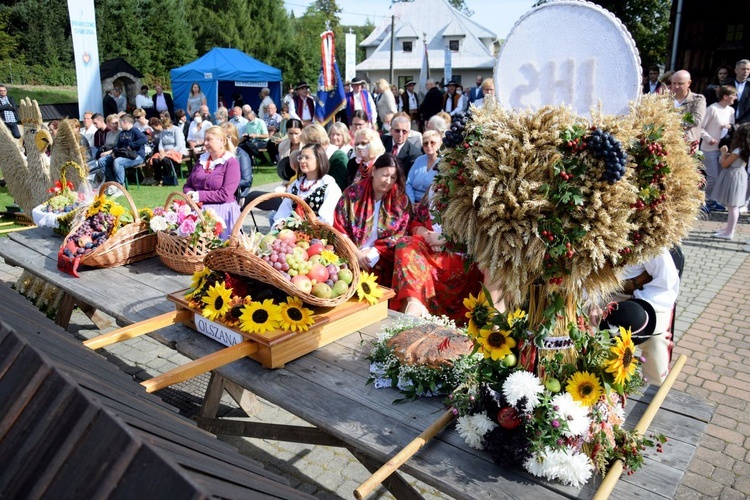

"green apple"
[502,353,517,368]
[337,268,354,285]
[545,377,562,393]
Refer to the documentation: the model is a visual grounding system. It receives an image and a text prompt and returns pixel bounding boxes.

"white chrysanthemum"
[149,215,168,232]
[502,371,544,411]
[456,412,497,450]
[551,392,591,438]
[524,448,555,479]
[546,446,594,488]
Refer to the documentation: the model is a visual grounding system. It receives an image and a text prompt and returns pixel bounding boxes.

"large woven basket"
[68,182,156,268]
[204,192,361,308]
[156,191,213,275]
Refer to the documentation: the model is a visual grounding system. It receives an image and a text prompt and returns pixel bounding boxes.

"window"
[403,41,413,52]
[398,76,414,90]
[727,24,744,42]
[449,40,459,51]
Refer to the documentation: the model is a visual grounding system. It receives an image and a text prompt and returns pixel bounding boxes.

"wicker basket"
[204,192,361,308]
[65,182,157,269]
[156,192,214,275]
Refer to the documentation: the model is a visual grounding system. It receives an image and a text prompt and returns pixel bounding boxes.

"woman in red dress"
[391,187,482,322]
[334,153,411,288]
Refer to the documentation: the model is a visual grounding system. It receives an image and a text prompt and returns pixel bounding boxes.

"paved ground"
[1,191,749,499]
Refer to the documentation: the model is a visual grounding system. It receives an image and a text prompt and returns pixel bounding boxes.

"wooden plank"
[195,417,347,447]
[83,310,190,350]
[140,341,259,393]
[197,372,225,419]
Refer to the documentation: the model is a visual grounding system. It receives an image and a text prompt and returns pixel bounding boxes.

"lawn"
[6,84,79,104]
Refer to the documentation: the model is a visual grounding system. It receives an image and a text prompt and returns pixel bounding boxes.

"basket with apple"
[204,192,361,308]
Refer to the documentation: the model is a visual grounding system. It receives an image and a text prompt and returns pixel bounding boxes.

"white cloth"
[363,199,382,266]
[700,103,735,152]
[135,94,154,110]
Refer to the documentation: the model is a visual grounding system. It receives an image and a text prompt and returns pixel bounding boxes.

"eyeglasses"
[423,141,439,146]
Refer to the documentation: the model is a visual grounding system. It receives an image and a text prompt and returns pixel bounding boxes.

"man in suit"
[419,79,442,129]
[671,70,706,144]
[382,115,422,177]
[442,81,461,115]
[0,85,20,139]
[725,59,750,124]
[152,84,175,119]
[642,66,664,94]
[468,75,484,104]
[400,80,420,130]
[102,88,118,118]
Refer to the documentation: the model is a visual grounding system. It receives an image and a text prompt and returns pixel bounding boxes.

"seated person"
[329,122,353,158]
[300,124,349,192]
[220,122,253,207]
[240,108,270,162]
[96,114,147,187]
[392,184,482,322]
[150,116,188,186]
[273,143,342,227]
[405,130,442,204]
[382,115,422,178]
[334,153,411,288]
[264,102,283,138]
[594,247,680,385]
[187,110,211,160]
[346,127,385,187]
[275,118,304,183]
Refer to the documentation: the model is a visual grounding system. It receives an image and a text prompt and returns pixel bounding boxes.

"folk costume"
[183,151,241,240]
[333,178,411,288]
[273,174,342,226]
[392,192,482,323]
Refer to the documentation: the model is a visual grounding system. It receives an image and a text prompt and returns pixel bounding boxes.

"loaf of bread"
[386,324,473,369]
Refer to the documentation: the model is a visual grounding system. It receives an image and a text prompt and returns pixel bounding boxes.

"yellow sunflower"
[86,194,106,217]
[224,296,251,328]
[278,296,315,332]
[201,282,233,321]
[604,327,638,386]
[188,266,212,294]
[463,291,492,335]
[507,309,527,327]
[109,203,126,218]
[320,249,339,265]
[566,371,604,407]
[477,328,516,361]
[357,271,383,305]
[239,299,282,334]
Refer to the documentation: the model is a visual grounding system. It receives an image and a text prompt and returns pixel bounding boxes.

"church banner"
[67,0,103,118]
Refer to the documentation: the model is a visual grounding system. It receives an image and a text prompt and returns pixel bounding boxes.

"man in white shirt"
[442,81,461,115]
[258,88,274,120]
[701,85,737,210]
[229,106,248,136]
[289,82,316,125]
[81,111,97,148]
[729,59,750,124]
[671,70,706,144]
[345,78,377,127]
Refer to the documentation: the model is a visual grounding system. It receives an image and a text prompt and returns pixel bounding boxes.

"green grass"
[0,164,281,216]
[6,84,79,104]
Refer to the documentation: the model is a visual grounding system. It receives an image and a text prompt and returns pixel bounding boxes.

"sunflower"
[86,194,106,217]
[604,327,638,386]
[320,249,339,265]
[224,296,251,328]
[201,282,233,321]
[109,203,126,218]
[566,371,604,407]
[506,309,527,327]
[189,266,212,292]
[477,328,517,361]
[239,299,282,334]
[278,296,315,332]
[357,272,383,305]
[463,291,493,336]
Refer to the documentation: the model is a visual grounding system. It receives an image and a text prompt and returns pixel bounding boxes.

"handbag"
[162,159,179,186]
[113,147,138,160]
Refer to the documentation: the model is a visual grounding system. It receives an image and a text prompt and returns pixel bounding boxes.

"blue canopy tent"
[170,48,282,115]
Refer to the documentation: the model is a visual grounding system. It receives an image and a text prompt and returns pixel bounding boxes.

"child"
[713,123,750,240]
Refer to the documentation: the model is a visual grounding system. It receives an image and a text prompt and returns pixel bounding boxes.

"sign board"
[236,81,268,87]
[345,32,357,83]
[495,1,641,116]
[194,313,243,347]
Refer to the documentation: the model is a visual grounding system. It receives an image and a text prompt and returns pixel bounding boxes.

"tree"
[392,0,473,17]
[7,0,72,68]
[291,0,343,86]
[95,0,149,73]
[141,0,197,81]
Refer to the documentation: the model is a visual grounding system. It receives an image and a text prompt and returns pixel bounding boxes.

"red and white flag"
[320,30,336,91]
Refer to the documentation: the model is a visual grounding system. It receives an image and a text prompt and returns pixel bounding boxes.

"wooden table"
[1,228,714,499]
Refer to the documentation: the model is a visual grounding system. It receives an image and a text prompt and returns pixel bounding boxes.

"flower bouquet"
[32,161,93,235]
[449,290,665,488]
[150,192,226,274]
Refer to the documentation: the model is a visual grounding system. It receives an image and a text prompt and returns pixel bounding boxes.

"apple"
[291,275,312,294]
[259,234,277,251]
[337,268,354,285]
[307,241,325,257]
[292,246,309,262]
[325,244,335,251]
[331,280,349,297]
[308,254,323,265]
[307,263,329,283]
[502,353,517,368]
[296,240,310,250]
[545,377,562,393]
[277,228,297,245]
[497,406,521,430]
[311,282,332,299]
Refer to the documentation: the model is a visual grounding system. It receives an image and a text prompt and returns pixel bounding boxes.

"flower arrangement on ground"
[149,198,225,250]
[450,291,665,488]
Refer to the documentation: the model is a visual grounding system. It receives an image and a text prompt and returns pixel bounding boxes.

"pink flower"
[177,217,197,237]
[152,207,166,216]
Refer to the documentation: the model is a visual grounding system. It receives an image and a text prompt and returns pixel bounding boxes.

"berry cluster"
[442,111,472,148]
[586,128,627,183]
[61,212,115,258]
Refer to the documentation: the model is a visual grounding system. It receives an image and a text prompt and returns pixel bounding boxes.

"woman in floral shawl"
[334,153,411,288]
[392,186,482,321]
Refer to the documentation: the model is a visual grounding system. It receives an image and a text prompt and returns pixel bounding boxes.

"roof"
[100,57,144,79]
[39,103,80,121]
[0,285,313,500]
[170,47,282,83]
[357,0,497,72]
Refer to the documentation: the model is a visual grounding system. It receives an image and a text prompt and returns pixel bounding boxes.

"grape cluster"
[587,128,627,183]
[442,111,472,148]
[262,238,293,274]
[46,193,78,213]
[62,212,114,258]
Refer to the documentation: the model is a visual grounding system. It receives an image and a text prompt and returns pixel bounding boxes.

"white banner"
[345,32,357,83]
[67,0,102,119]
[235,81,267,87]
[444,48,452,84]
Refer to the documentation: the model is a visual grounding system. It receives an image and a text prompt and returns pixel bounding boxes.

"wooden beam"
[83,310,190,350]
[349,447,424,500]
[78,302,112,330]
[140,341,258,393]
[0,225,36,234]
[194,418,346,447]
[197,373,225,419]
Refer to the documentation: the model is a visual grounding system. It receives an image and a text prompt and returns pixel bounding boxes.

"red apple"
[497,406,521,430]
[307,263,329,284]
[291,275,312,294]
[277,228,297,245]
[307,241,325,257]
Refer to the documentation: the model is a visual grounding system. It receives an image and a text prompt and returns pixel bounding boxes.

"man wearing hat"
[289,82,316,125]
[597,248,680,386]
[346,77,377,127]
[442,80,461,115]
[400,80,420,130]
